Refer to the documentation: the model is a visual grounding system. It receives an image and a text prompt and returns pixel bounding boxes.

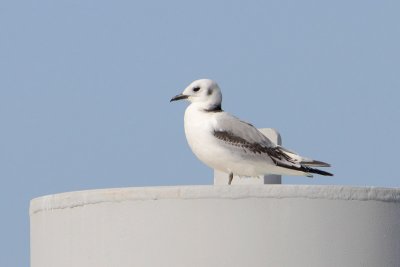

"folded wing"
[213,113,332,176]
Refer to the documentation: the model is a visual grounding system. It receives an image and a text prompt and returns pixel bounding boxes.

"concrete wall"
[30,185,400,267]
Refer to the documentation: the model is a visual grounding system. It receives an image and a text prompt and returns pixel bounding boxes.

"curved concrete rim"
[30,185,400,215]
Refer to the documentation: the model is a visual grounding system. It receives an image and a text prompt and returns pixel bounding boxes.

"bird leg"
[228,172,233,185]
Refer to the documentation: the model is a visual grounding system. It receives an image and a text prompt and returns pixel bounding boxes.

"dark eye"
[193,86,200,92]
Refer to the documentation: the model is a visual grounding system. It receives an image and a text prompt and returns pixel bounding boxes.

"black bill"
[170,94,189,102]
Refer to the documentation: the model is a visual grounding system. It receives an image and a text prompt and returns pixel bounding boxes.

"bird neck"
[204,103,223,112]
[190,101,223,113]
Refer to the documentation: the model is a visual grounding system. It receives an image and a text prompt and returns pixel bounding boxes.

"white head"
[170,79,223,111]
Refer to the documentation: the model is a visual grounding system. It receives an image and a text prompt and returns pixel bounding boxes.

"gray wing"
[213,113,296,164]
[213,113,333,176]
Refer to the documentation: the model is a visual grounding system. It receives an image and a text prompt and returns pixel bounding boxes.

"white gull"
[171,79,332,184]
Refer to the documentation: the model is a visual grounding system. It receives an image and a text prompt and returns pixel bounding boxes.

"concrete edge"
[30,185,400,215]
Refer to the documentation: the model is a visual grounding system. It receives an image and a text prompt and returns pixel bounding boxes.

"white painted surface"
[30,185,400,267]
[214,128,282,185]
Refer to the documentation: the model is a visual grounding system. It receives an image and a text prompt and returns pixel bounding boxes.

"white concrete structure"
[214,128,282,185]
[30,185,400,267]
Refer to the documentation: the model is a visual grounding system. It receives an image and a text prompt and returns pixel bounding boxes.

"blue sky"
[1,1,399,265]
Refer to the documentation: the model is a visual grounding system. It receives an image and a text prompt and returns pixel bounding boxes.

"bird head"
[170,79,223,111]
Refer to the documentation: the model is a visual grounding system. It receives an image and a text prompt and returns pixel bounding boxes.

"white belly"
[183,106,268,176]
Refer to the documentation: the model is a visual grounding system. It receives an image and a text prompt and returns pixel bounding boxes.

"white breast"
[184,105,214,154]
[183,105,228,171]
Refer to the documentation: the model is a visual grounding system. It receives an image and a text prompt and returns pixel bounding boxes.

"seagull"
[171,79,332,185]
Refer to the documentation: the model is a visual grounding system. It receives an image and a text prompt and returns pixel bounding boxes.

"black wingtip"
[275,161,334,177]
[307,167,333,176]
